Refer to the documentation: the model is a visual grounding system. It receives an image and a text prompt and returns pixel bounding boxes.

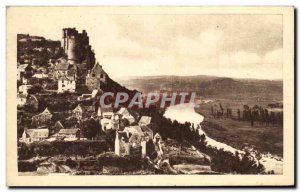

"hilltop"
[119,75,283,102]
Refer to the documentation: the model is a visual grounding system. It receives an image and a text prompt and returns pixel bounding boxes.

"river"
[164,103,283,174]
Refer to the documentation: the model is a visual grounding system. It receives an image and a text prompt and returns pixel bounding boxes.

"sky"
[8,7,283,80]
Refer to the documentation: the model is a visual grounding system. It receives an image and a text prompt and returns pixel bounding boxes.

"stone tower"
[62,28,95,69]
[62,28,78,64]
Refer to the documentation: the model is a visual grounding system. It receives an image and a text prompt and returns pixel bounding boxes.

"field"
[197,100,283,157]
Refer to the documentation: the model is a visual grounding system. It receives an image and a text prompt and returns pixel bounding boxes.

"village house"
[114,132,131,156]
[71,104,96,120]
[32,108,53,127]
[17,63,31,81]
[52,57,78,79]
[85,62,107,91]
[98,106,114,119]
[56,129,80,141]
[21,128,49,143]
[58,75,76,93]
[72,104,84,120]
[115,125,155,157]
[101,114,120,131]
[138,116,152,126]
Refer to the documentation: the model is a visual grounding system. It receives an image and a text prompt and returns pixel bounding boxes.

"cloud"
[9,7,283,79]
[263,48,283,64]
[176,30,223,58]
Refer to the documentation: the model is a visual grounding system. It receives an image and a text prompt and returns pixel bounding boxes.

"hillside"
[120,76,283,102]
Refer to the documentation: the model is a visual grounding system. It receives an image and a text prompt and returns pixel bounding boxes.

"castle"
[62,28,95,69]
[53,28,107,92]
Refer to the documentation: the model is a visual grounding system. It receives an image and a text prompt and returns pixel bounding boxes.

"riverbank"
[164,103,283,174]
[197,102,283,156]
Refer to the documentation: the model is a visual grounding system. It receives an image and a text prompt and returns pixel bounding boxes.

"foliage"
[81,119,101,139]
[194,135,265,174]
[18,141,108,160]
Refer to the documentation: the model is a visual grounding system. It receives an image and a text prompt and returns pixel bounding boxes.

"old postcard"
[6,6,294,186]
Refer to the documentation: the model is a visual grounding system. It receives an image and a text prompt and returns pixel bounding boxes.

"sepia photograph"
[6,6,294,186]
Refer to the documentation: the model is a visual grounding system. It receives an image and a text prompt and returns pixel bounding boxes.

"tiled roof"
[139,116,152,125]
[26,129,49,138]
[18,64,29,70]
[58,129,79,135]
[123,126,144,136]
[91,62,104,73]
[59,75,75,81]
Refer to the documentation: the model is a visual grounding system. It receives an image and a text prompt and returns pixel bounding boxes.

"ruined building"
[62,28,96,69]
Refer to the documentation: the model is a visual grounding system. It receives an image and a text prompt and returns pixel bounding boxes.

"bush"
[18,161,37,172]
[18,141,109,160]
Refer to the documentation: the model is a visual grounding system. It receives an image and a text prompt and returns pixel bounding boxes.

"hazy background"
[9,7,283,80]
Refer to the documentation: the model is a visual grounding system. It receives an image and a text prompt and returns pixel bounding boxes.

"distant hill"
[119,75,283,101]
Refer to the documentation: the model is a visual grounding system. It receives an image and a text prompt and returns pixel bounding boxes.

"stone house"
[52,57,78,79]
[138,116,152,126]
[17,64,31,81]
[71,105,84,120]
[21,128,49,143]
[85,62,107,91]
[98,107,114,119]
[71,104,96,120]
[32,108,52,127]
[115,125,154,157]
[101,114,120,131]
[56,129,80,141]
[58,75,76,93]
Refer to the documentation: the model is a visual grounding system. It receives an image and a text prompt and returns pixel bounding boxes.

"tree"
[63,117,79,128]
[81,119,100,140]
[219,103,224,117]
[105,129,116,150]
[237,109,241,120]
[119,118,130,130]
[27,84,43,94]
[264,109,269,126]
